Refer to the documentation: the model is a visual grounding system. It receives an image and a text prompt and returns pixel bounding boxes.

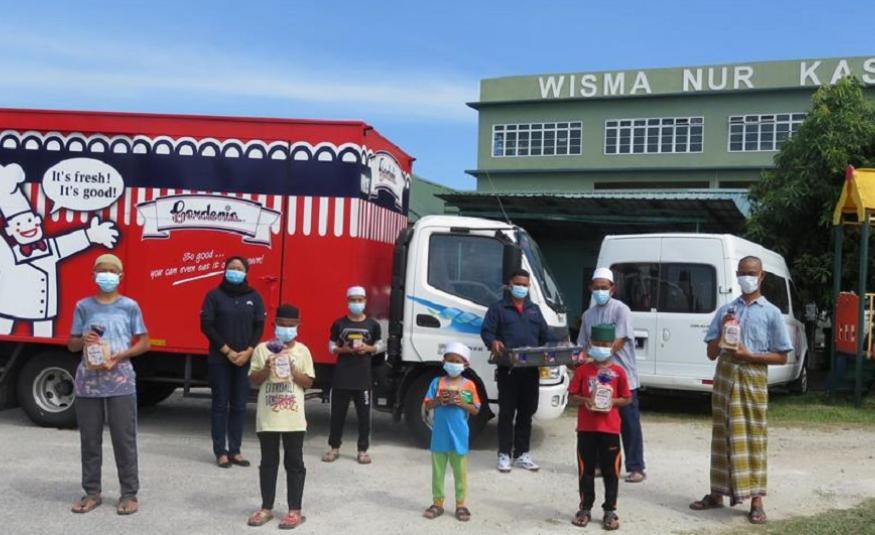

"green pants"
[432,452,467,505]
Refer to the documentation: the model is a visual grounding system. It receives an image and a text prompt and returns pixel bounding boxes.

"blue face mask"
[593,289,611,306]
[225,269,246,284]
[275,326,298,343]
[589,345,612,362]
[443,362,465,377]
[348,302,366,315]
[510,285,529,299]
[95,272,120,293]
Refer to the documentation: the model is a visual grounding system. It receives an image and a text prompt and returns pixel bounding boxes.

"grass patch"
[636,391,875,428]
[716,498,875,534]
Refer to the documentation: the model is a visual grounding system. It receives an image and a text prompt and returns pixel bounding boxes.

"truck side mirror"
[502,243,522,284]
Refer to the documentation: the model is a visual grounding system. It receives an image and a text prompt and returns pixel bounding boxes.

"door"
[408,229,506,401]
[600,236,661,378]
[655,237,723,381]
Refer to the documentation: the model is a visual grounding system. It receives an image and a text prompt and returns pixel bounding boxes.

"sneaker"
[513,452,540,471]
[497,453,512,473]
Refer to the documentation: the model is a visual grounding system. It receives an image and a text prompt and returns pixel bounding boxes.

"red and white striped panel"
[285,196,406,243]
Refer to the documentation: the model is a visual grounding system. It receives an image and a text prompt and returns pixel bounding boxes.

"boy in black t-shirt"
[322,286,383,465]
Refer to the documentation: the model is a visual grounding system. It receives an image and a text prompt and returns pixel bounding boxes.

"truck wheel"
[404,371,442,448]
[789,360,808,394]
[17,351,78,428]
[137,384,178,407]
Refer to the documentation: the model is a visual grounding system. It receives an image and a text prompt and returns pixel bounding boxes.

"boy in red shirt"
[569,323,631,530]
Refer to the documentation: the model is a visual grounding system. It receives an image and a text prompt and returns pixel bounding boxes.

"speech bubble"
[42,157,125,215]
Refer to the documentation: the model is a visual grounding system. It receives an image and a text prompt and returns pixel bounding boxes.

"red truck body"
[0,108,411,367]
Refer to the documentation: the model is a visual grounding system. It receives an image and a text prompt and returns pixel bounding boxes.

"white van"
[595,233,808,393]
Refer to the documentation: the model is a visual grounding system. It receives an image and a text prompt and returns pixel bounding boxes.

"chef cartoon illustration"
[0,163,119,337]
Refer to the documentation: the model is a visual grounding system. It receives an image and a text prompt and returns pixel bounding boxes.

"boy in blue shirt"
[422,342,481,522]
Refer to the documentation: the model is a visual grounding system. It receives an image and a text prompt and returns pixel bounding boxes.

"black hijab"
[219,256,254,296]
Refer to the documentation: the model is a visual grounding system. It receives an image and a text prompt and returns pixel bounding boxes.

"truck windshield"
[516,229,565,313]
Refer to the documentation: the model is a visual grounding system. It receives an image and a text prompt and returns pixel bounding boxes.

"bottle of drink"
[719,306,741,350]
[85,324,108,368]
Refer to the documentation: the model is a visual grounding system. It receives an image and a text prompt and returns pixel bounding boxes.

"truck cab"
[386,215,570,445]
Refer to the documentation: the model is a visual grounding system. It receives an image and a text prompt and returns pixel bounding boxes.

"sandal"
[571,508,591,527]
[749,505,767,524]
[217,455,231,468]
[603,511,620,531]
[357,451,372,465]
[321,449,340,463]
[247,509,274,527]
[690,494,723,510]
[455,506,471,522]
[279,511,306,530]
[117,497,139,515]
[230,455,251,467]
[71,494,102,514]
[423,504,445,519]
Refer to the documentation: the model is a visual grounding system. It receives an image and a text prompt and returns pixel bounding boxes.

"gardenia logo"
[169,200,243,224]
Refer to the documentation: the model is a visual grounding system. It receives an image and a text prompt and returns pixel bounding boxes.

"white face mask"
[737,275,760,295]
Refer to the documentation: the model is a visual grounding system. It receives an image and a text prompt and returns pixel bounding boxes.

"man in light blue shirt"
[577,267,645,483]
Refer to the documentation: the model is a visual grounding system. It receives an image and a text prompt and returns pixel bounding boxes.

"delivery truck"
[0,108,569,446]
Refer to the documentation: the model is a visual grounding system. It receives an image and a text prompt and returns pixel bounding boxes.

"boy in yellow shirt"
[246,304,314,529]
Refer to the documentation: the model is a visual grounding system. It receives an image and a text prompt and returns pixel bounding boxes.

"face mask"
[95,272,120,293]
[589,345,612,362]
[275,326,298,343]
[443,362,465,377]
[737,275,760,295]
[348,302,366,315]
[225,269,246,284]
[510,285,529,299]
[593,289,611,306]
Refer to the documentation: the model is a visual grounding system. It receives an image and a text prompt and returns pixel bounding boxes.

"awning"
[439,189,750,233]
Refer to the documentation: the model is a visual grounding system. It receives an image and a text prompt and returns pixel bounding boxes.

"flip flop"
[279,511,306,530]
[749,505,767,524]
[357,451,372,465]
[117,497,138,515]
[322,450,340,463]
[247,509,274,527]
[71,495,102,514]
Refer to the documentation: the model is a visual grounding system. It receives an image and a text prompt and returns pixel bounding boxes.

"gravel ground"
[1,392,874,535]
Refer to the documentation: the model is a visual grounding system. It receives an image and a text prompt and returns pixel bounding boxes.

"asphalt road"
[2,392,874,535]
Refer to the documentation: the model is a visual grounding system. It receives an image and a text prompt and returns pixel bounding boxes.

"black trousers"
[258,432,306,510]
[328,388,371,451]
[496,366,540,457]
[577,431,621,511]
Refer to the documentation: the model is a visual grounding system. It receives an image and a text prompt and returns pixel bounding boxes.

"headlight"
[540,366,562,381]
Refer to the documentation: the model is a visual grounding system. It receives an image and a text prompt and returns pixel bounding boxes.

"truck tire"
[403,370,490,449]
[17,351,78,428]
[137,383,178,407]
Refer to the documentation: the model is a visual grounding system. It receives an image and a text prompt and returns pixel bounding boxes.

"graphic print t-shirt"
[249,341,315,433]
[329,316,382,390]
[71,296,147,398]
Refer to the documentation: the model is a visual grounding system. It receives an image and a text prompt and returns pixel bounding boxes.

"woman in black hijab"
[200,256,266,468]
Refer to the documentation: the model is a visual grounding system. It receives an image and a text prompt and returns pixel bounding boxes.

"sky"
[0,0,873,190]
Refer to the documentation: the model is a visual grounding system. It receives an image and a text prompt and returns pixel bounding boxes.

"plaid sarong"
[709,352,769,503]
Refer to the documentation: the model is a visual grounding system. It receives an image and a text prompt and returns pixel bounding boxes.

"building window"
[492,121,582,157]
[604,117,704,155]
[728,113,805,152]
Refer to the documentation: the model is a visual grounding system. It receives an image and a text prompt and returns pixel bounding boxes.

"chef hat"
[443,341,471,363]
[0,168,33,220]
[592,267,614,283]
[347,286,366,298]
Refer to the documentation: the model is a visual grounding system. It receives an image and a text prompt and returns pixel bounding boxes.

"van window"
[761,272,789,314]
[611,263,659,312]
[789,281,802,319]
[658,263,717,313]
[428,234,504,307]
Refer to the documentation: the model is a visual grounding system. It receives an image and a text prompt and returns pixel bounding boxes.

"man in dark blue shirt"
[481,269,549,473]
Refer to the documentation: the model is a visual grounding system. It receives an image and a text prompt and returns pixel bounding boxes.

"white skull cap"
[443,341,471,363]
[346,286,366,298]
[592,267,614,283]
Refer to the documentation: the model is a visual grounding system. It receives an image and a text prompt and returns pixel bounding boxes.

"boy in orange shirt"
[569,323,631,530]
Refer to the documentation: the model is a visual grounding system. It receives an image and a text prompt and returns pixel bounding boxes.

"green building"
[441,56,875,321]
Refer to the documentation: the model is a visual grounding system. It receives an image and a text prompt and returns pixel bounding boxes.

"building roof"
[439,189,750,233]
[834,166,875,225]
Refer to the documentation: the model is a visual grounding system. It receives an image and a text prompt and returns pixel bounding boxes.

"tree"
[746,77,875,308]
